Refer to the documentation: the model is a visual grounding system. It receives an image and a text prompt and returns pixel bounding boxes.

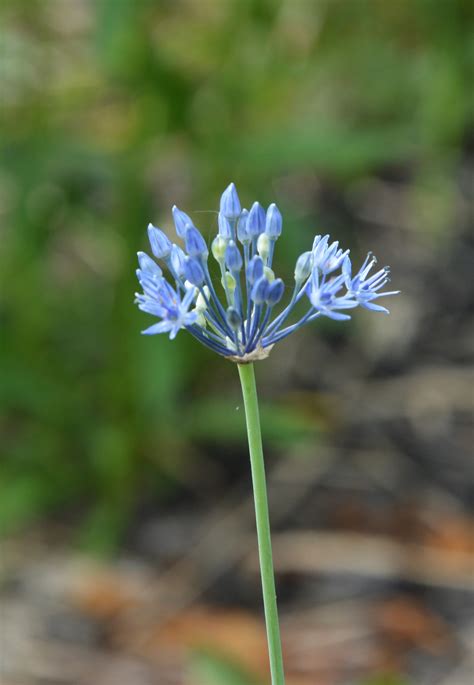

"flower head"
[135,185,399,360]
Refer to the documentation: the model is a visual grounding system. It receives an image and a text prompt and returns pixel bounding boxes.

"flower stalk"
[237,362,285,685]
[135,183,399,682]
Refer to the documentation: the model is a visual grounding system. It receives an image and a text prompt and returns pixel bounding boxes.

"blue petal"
[310,264,320,292]
[312,234,329,262]
[137,251,162,276]
[142,321,173,335]
[168,324,181,340]
[218,213,233,239]
[321,310,352,321]
[361,301,389,313]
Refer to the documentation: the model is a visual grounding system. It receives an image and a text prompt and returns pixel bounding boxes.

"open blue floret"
[135,183,399,360]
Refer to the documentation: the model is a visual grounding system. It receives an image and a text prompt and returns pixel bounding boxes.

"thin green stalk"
[237,362,285,685]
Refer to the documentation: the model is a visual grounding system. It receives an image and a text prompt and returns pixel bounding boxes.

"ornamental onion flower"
[135,183,399,361]
[134,183,399,685]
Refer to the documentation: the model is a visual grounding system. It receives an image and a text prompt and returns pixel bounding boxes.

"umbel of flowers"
[135,183,398,361]
[135,182,399,685]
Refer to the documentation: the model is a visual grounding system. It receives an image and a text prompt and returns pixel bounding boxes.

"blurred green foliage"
[188,648,411,685]
[1,0,473,544]
[189,648,261,685]
[359,677,410,685]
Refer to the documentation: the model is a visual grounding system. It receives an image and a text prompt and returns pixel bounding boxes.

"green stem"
[237,362,285,685]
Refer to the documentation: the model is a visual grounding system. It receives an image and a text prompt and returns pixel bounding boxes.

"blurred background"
[1,1,473,684]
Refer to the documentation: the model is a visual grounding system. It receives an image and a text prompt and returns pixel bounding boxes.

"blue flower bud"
[172,205,193,239]
[185,225,208,258]
[225,241,243,272]
[247,255,264,285]
[251,276,270,304]
[266,278,284,306]
[183,256,205,286]
[226,306,242,330]
[265,203,282,238]
[247,201,265,237]
[148,224,172,258]
[220,182,241,219]
[237,209,250,244]
[137,251,162,277]
[218,212,232,240]
[170,244,186,278]
[294,251,313,282]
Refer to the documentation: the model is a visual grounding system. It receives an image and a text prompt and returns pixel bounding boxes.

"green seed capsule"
[264,266,275,282]
[257,233,271,261]
[222,271,236,292]
[212,235,227,262]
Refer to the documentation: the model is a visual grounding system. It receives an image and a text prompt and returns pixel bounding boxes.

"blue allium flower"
[135,184,399,360]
